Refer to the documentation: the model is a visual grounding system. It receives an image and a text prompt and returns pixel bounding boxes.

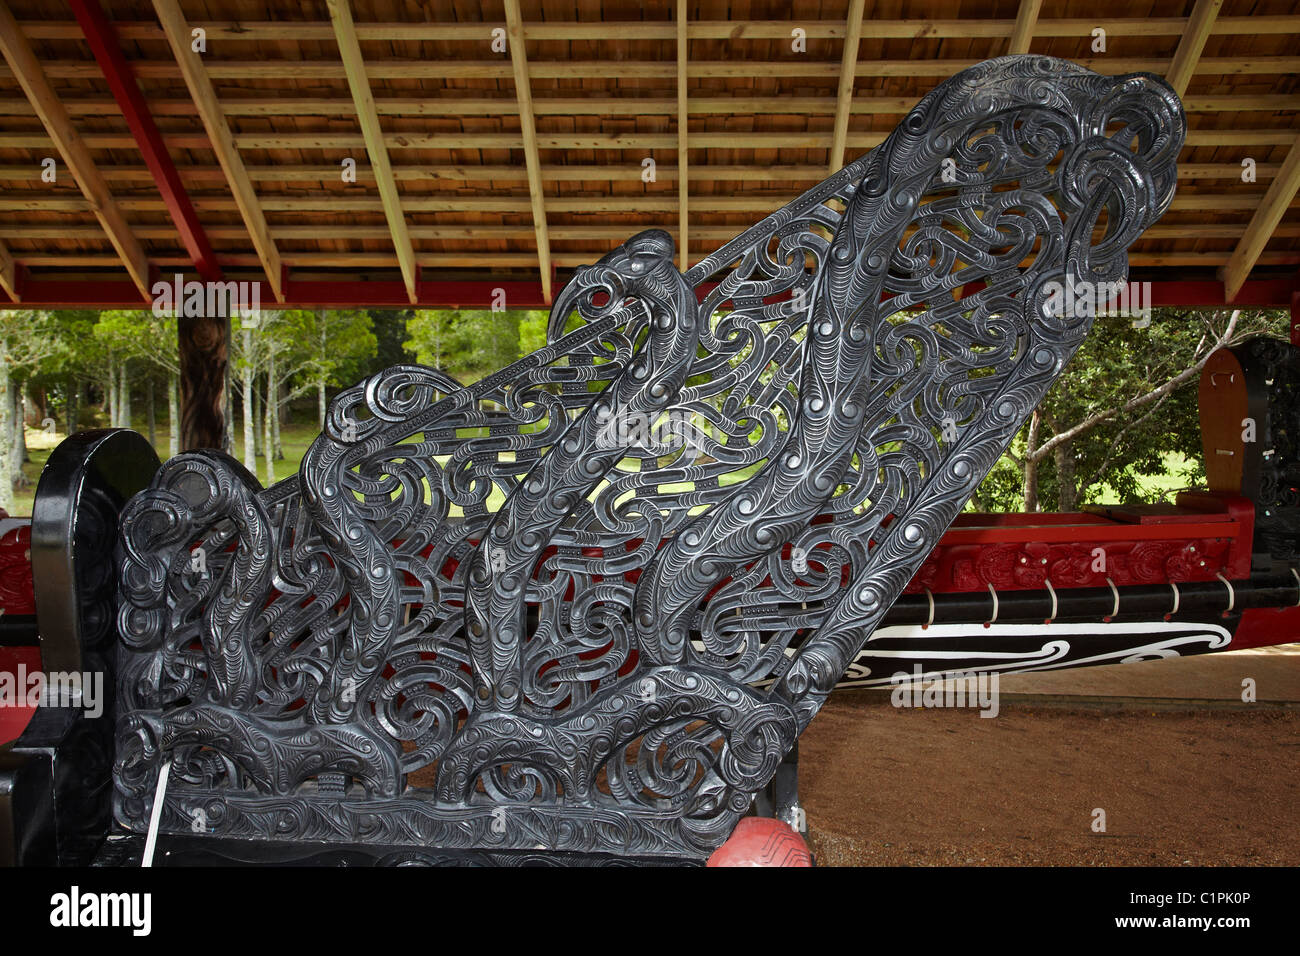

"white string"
[1291,567,1299,607]
[923,588,934,629]
[1216,572,1235,615]
[1104,577,1119,621]
[984,583,998,627]
[1044,578,1057,623]
[1168,580,1181,619]
[142,758,173,868]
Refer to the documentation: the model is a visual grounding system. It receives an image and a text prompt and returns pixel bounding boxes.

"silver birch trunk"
[241,326,256,472]
[167,373,180,458]
[262,370,275,486]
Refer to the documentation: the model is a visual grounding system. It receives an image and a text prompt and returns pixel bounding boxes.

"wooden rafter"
[829,0,865,175]
[327,0,417,304]
[0,0,150,299]
[503,0,552,304]
[152,0,283,300]
[676,0,689,271]
[1167,0,1222,97]
[1008,0,1043,55]
[1223,134,1300,301]
[0,241,17,301]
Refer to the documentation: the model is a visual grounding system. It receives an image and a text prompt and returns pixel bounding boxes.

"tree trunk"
[252,382,262,458]
[119,360,131,430]
[222,314,233,457]
[272,370,283,460]
[177,311,228,451]
[167,373,180,458]
[107,359,119,428]
[318,315,328,430]
[262,370,275,486]
[10,381,24,488]
[66,375,77,437]
[0,355,12,513]
[1023,409,1043,512]
[1054,438,1078,512]
[147,378,157,448]
[241,326,256,472]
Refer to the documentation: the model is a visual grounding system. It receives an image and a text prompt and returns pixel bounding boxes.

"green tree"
[404,310,521,383]
[0,311,63,511]
[95,310,181,455]
[981,307,1282,512]
[278,309,377,428]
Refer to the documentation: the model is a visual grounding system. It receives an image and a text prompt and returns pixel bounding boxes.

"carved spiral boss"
[113,56,1184,859]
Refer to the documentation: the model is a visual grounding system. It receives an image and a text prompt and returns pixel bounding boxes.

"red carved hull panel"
[0,519,35,615]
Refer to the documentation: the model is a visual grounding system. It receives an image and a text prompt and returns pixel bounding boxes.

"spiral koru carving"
[113,55,1184,859]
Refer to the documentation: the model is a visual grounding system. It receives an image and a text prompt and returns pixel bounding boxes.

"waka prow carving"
[107,55,1184,860]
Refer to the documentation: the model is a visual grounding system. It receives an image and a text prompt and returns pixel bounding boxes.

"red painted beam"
[0,278,551,310]
[0,277,1294,311]
[69,0,221,283]
[1147,278,1298,308]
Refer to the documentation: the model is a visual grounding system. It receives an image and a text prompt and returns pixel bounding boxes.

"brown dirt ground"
[798,694,1299,867]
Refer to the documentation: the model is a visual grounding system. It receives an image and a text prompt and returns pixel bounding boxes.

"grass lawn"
[10,417,324,518]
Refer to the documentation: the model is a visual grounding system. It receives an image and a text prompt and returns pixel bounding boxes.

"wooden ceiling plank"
[327,0,417,304]
[0,0,150,299]
[1223,134,1300,300]
[16,17,1300,42]
[151,0,282,300]
[503,0,552,304]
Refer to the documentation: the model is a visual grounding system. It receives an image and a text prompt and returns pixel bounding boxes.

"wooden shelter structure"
[0,0,1298,446]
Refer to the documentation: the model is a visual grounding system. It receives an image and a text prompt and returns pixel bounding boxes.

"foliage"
[404,309,521,383]
[977,307,1283,512]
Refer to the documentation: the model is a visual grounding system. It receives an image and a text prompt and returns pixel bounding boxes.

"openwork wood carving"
[113,56,1185,859]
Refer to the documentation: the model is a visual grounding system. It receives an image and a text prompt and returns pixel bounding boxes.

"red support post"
[69,0,222,283]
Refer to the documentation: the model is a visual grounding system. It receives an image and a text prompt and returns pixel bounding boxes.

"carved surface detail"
[113,56,1185,858]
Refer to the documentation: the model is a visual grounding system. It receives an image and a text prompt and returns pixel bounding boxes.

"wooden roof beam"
[327,0,417,304]
[0,241,17,301]
[503,0,552,304]
[677,0,689,271]
[1008,0,1043,54]
[1167,0,1223,97]
[828,0,865,175]
[0,0,150,300]
[152,0,282,300]
[1223,134,1300,301]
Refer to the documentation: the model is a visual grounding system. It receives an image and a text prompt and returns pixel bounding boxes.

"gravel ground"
[798,694,1299,866]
